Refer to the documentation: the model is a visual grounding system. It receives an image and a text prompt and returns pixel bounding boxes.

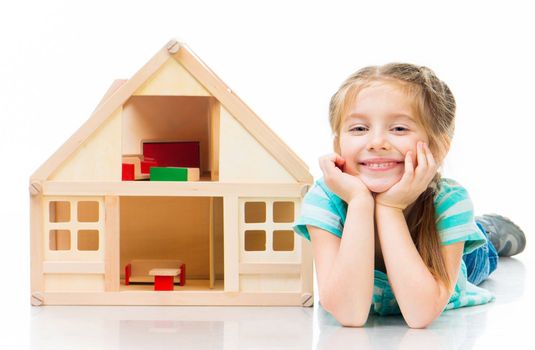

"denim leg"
[463,221,499,285]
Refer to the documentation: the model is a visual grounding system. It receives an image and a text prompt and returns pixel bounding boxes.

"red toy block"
[179,263,186,286]
[122,163,135,181]
[141,157,158,174]
[143,141,200,168]
[154,275,174,291]
[125,263,131,285]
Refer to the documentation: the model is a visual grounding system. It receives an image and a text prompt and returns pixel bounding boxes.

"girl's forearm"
[375,204,442,328]
[322,198,375,326]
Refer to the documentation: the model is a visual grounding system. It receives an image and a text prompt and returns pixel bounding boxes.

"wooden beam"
[239,263,301,274]
[223,196,239,292]
[43,181,307,198]
[30,181,44,306]
[300,237,314,307]
[40,291,305,306]
[93,79,127,113]
[43,262,105,274]
[104,196,120,292]
[209,197,215,289]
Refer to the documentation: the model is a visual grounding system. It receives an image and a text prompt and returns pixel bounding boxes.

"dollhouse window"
[273,201,294,223]
[244,230,266,251]
[273,230,294,251]
[46,198,103,255]
[77,230,99,251]
[244,202,266,223]
[77,201,99,222]
[49,201,70,222]
[241,199,297,254]
[49,230,71,250]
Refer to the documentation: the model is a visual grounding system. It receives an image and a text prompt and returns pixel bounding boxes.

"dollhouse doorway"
[119,196,224,291]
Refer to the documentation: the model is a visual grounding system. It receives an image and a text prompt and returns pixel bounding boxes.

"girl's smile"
[359,158,405,172]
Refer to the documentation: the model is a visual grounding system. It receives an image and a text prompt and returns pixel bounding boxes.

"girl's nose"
[367,132,391,151]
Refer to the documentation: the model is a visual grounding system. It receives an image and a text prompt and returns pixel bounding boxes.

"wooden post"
[104,196,120,291]
[300,240,314,307]
[30,181,44,305]
[209,197,214,289]
[223,196,239,292]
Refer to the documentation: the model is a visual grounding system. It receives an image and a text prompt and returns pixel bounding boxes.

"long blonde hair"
[329,63,456,290]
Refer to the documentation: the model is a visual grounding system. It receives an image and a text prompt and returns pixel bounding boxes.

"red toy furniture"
[149,268,180,291]
[143,141,200,168]
[124,259,186,288]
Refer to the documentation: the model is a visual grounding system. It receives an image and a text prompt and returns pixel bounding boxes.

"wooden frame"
[42,181,307,197]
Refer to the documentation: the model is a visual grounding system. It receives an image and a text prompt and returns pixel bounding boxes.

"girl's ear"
[333,136,341,154]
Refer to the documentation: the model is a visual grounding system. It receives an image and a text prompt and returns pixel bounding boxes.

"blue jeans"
[462,221,499,285]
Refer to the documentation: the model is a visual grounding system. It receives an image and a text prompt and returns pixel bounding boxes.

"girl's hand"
[319,153,373,204]
[375,141,438,210]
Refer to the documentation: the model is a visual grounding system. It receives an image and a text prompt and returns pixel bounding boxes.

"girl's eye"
[393,126,409,132]
[350,126,367,132]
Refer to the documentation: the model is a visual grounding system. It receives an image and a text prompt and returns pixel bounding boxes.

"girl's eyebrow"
[346,112,416,123]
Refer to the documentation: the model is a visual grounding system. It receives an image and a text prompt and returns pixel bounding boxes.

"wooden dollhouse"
[29,39,314,306]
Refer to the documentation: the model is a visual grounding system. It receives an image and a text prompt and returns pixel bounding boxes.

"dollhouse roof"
[31,39,313,183]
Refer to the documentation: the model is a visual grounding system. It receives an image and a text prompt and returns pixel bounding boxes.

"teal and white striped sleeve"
[434,178,487,254]
[293,179,344,241]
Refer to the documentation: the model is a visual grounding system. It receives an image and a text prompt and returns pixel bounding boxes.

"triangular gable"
[31,39,312,184]
[219,106,295,183]
[133,58,210,96]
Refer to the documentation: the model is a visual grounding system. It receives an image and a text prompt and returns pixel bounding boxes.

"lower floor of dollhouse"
[38,194,309,306]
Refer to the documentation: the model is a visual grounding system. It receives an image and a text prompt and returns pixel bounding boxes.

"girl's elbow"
[334,307,369,327]
[405,314,438,329]
[407,320,430,329]
[321,298,369,327]
[338,314,368,327]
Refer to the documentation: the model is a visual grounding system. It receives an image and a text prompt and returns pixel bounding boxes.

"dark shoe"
[475,214,526,257]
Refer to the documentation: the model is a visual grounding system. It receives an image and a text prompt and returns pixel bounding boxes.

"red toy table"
[149,268,181,291]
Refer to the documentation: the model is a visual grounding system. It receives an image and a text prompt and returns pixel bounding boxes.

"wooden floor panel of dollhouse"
[120,279,224,291]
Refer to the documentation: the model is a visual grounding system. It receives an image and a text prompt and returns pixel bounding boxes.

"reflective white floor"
[1,255,531,350]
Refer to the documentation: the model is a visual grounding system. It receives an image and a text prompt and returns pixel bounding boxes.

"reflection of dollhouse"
[29,39,314,306]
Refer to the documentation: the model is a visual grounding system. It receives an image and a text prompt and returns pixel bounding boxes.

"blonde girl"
[293,64,525,328]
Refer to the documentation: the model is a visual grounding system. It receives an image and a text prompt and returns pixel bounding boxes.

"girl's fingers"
[400,151,414,183]
[334,156,346,171]
[319,153,343,176]
[318,154,332,175]
[415,141,428,174]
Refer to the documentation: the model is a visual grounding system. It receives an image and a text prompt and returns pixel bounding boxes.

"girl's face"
[336,82,430,193]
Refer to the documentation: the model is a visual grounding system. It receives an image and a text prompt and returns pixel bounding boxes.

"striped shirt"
[293,177,495,315]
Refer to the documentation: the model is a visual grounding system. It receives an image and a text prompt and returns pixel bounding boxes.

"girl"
[293,64,526,328]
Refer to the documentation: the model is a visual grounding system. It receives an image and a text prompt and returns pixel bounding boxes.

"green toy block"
[150,167,188,181]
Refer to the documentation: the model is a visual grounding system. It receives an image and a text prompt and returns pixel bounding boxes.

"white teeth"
[365,162,397,168]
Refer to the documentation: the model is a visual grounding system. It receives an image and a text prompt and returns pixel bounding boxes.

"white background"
[1,0,533,346]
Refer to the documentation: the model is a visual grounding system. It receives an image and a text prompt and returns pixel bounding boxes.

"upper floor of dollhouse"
[30,40,312,186]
